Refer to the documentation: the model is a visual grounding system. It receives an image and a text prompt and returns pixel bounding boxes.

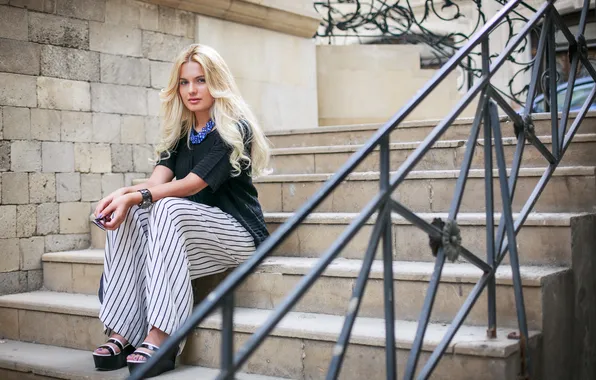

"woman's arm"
[100,172,207,230]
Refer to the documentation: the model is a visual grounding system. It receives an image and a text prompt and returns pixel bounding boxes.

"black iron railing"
[129,0,596,378]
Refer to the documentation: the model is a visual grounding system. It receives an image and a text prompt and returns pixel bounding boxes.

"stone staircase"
[0,113,595,379]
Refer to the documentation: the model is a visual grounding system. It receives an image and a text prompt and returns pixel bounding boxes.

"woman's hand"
[94,188,129,219]
[101,193,139,231]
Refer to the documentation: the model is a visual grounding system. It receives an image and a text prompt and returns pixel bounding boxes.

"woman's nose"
[188,83,196,94]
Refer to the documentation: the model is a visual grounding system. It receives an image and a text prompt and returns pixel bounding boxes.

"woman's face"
[178,60,215,115]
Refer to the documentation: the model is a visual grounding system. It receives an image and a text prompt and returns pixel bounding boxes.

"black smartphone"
[91,218,106,231]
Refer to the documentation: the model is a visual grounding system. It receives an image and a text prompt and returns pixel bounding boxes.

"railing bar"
[380,136,397,380]
[577,0,592,36]
[523,10,550,119]
[224,193,389,378]
[550,6,577,44]
[578,54,596,83]
[494,133,526,255]
[458,246,492,273]
[529,134,557,163]
[417,273,491,378]
[547,14,560,159]
[486,85,525,127]
[220,293,234,380]
[403,250,446,380]
[563,84,596,150]
[490,101,532,377]
[326,209,388,380]
[448,89,487,217]
[558,53,580,149]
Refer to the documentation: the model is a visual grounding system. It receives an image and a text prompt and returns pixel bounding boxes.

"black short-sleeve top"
[156,123,269,247]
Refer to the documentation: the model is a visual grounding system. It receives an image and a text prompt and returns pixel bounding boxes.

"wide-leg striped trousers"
[98,197,256,351]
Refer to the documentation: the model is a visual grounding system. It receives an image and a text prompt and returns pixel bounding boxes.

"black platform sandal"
[93,337,135,371]
[127,342,177,378]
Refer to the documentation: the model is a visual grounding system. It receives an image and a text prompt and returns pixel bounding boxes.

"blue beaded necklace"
[190,119,215,145]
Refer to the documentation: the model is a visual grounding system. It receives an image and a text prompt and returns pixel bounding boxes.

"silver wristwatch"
[137,189,153,209]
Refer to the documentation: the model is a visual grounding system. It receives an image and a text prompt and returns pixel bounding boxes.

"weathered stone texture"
[0,270,27,295]
[101,173,124,197]
[56,172,81,202]
[41,45,100,81]
[61,111,93,142]
[3,106,31,140]
[0,206,17,238]
[27,269,43,290]
[89,22,142,57]
[19,236,45,270]
[121,115,145,144]
[104,0,158,30]
[124,172,147,186]
[111,144,133,172]
[42,142,75,172]
[74,143,111,173]
[92,113,120,143]
[147,88,161,116]
[0,238,19,273]
[16,205,36,238]
[59,202,90,234]
[91,83,147,115]
[29,12,89,49]
[142,30,193,62]
[11,141,42,172]
[100,54,150,87]
[2,172,29,204]
[150,60,171,89]
[56,0,105,21]
[0,39,41,75]
[145,116,161,145]
[31,109,61,141]
[37,203,59,235]
[81,173,101,201]
[0,73,37,108]
[37,77,90,111]
[29,172,56,203]
[0,5,28,41]
[0,141,10,171]
[132,144,153,173]
[9,0,56,13]
[45,233,89,252]
[157,6,195,38]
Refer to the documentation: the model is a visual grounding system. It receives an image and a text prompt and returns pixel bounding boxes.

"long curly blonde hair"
[154,44,270,177]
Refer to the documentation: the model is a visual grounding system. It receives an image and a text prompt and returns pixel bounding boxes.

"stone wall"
[0,0,320,296]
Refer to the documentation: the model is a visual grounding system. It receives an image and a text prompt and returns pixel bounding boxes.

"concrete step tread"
[0,339,285,380]
[254,165,596,183]
[0,291,539,358]
[42,250,567,287]
[264,211,581,226]
[270,133,596,155]
[265,111,583,137]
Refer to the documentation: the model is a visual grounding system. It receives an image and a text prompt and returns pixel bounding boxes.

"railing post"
[221,293,235,380]
[481,37,497,339]
[380,134,396,380]
[546,9,560,160]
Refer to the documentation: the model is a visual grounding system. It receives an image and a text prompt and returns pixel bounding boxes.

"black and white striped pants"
[98,197,255,351]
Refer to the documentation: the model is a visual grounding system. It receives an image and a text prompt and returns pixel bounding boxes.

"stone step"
[254,166,596,214]
[269,134,596,174]
[91,212,578,266]
[41,249,567,330]
[266,112,596,148]
[0,291,540,380]
[0,340,284,380]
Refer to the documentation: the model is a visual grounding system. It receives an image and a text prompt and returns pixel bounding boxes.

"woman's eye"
[179,80,187,85]
[198,78,206,83]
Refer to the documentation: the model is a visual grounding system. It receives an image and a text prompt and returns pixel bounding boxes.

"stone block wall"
[0,0,197,295]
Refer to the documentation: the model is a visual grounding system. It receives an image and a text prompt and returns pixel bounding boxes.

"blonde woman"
[91,44,270,377]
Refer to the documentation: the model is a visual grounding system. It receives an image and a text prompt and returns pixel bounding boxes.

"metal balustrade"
[129,0,596,378]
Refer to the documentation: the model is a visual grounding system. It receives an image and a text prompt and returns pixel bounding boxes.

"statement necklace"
[190,119,215,145]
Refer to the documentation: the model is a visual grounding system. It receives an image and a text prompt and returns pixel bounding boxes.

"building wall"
[0,0,319,295]
[316,44,476,126]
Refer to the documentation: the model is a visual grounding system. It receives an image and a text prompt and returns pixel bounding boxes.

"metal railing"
[129,0,596,378]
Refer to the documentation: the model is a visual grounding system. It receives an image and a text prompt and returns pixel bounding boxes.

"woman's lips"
[188,98,200,104]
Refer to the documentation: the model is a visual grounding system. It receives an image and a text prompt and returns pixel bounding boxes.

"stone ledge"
[141,0,320,38]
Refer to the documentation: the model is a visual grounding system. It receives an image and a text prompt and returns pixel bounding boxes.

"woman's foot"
[127,327,169,362]
[94,333,129,356]
[93,333,135,371]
